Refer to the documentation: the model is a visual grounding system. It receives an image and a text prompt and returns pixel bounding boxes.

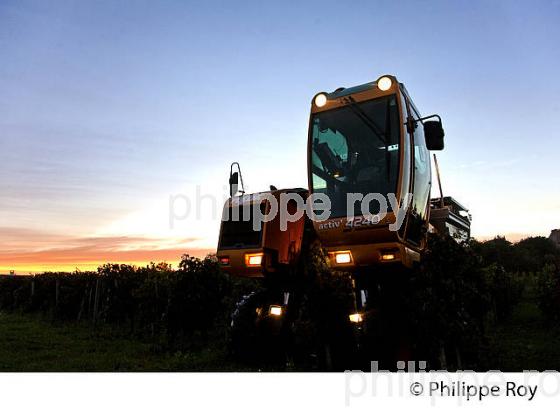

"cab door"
[403,98,432,247]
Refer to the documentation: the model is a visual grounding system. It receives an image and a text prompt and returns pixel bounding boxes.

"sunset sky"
[1,0,559,273]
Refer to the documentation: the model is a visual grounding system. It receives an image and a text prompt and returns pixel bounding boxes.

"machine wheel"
[229,291,289,366]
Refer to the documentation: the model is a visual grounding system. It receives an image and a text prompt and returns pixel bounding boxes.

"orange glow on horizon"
[0,228,215,274]
[0,247,213,274]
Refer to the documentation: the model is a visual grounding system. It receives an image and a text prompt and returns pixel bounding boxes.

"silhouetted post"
[88,285,93,319]
[93,278,100,326]
[77,287,87,322]
[55,278,60,308]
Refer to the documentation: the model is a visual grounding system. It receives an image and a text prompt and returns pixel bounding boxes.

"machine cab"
[308,75,445,269]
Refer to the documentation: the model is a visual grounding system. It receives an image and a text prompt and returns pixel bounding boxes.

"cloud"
[0,227,212,273]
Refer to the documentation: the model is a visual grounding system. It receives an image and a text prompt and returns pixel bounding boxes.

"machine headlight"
[269,305,283,316]
[349,313,363,323]
[245,253,264,266]
[380,249,399,261]
[334,251,352,264]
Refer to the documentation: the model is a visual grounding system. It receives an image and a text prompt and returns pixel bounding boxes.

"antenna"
[433,154,445,208]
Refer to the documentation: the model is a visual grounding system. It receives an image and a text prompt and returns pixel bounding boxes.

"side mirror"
[424,120,445,150]
[229,171,239,197]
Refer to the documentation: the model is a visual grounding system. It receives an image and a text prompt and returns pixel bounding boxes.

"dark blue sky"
[1,0,559,264]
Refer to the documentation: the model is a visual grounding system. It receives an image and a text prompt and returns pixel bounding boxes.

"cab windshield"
[310,95,401,218]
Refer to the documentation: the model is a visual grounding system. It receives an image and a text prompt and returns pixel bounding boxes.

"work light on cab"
[377,75,393,91]
[313,93,328,107]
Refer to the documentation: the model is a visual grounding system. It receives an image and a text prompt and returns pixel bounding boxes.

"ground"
[0,291,558,371]
[0,313,246,371]
[485,295,560,371]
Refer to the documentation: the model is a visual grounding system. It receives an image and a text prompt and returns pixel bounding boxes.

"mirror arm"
[229,162,245,196]
[414,114,441,123]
